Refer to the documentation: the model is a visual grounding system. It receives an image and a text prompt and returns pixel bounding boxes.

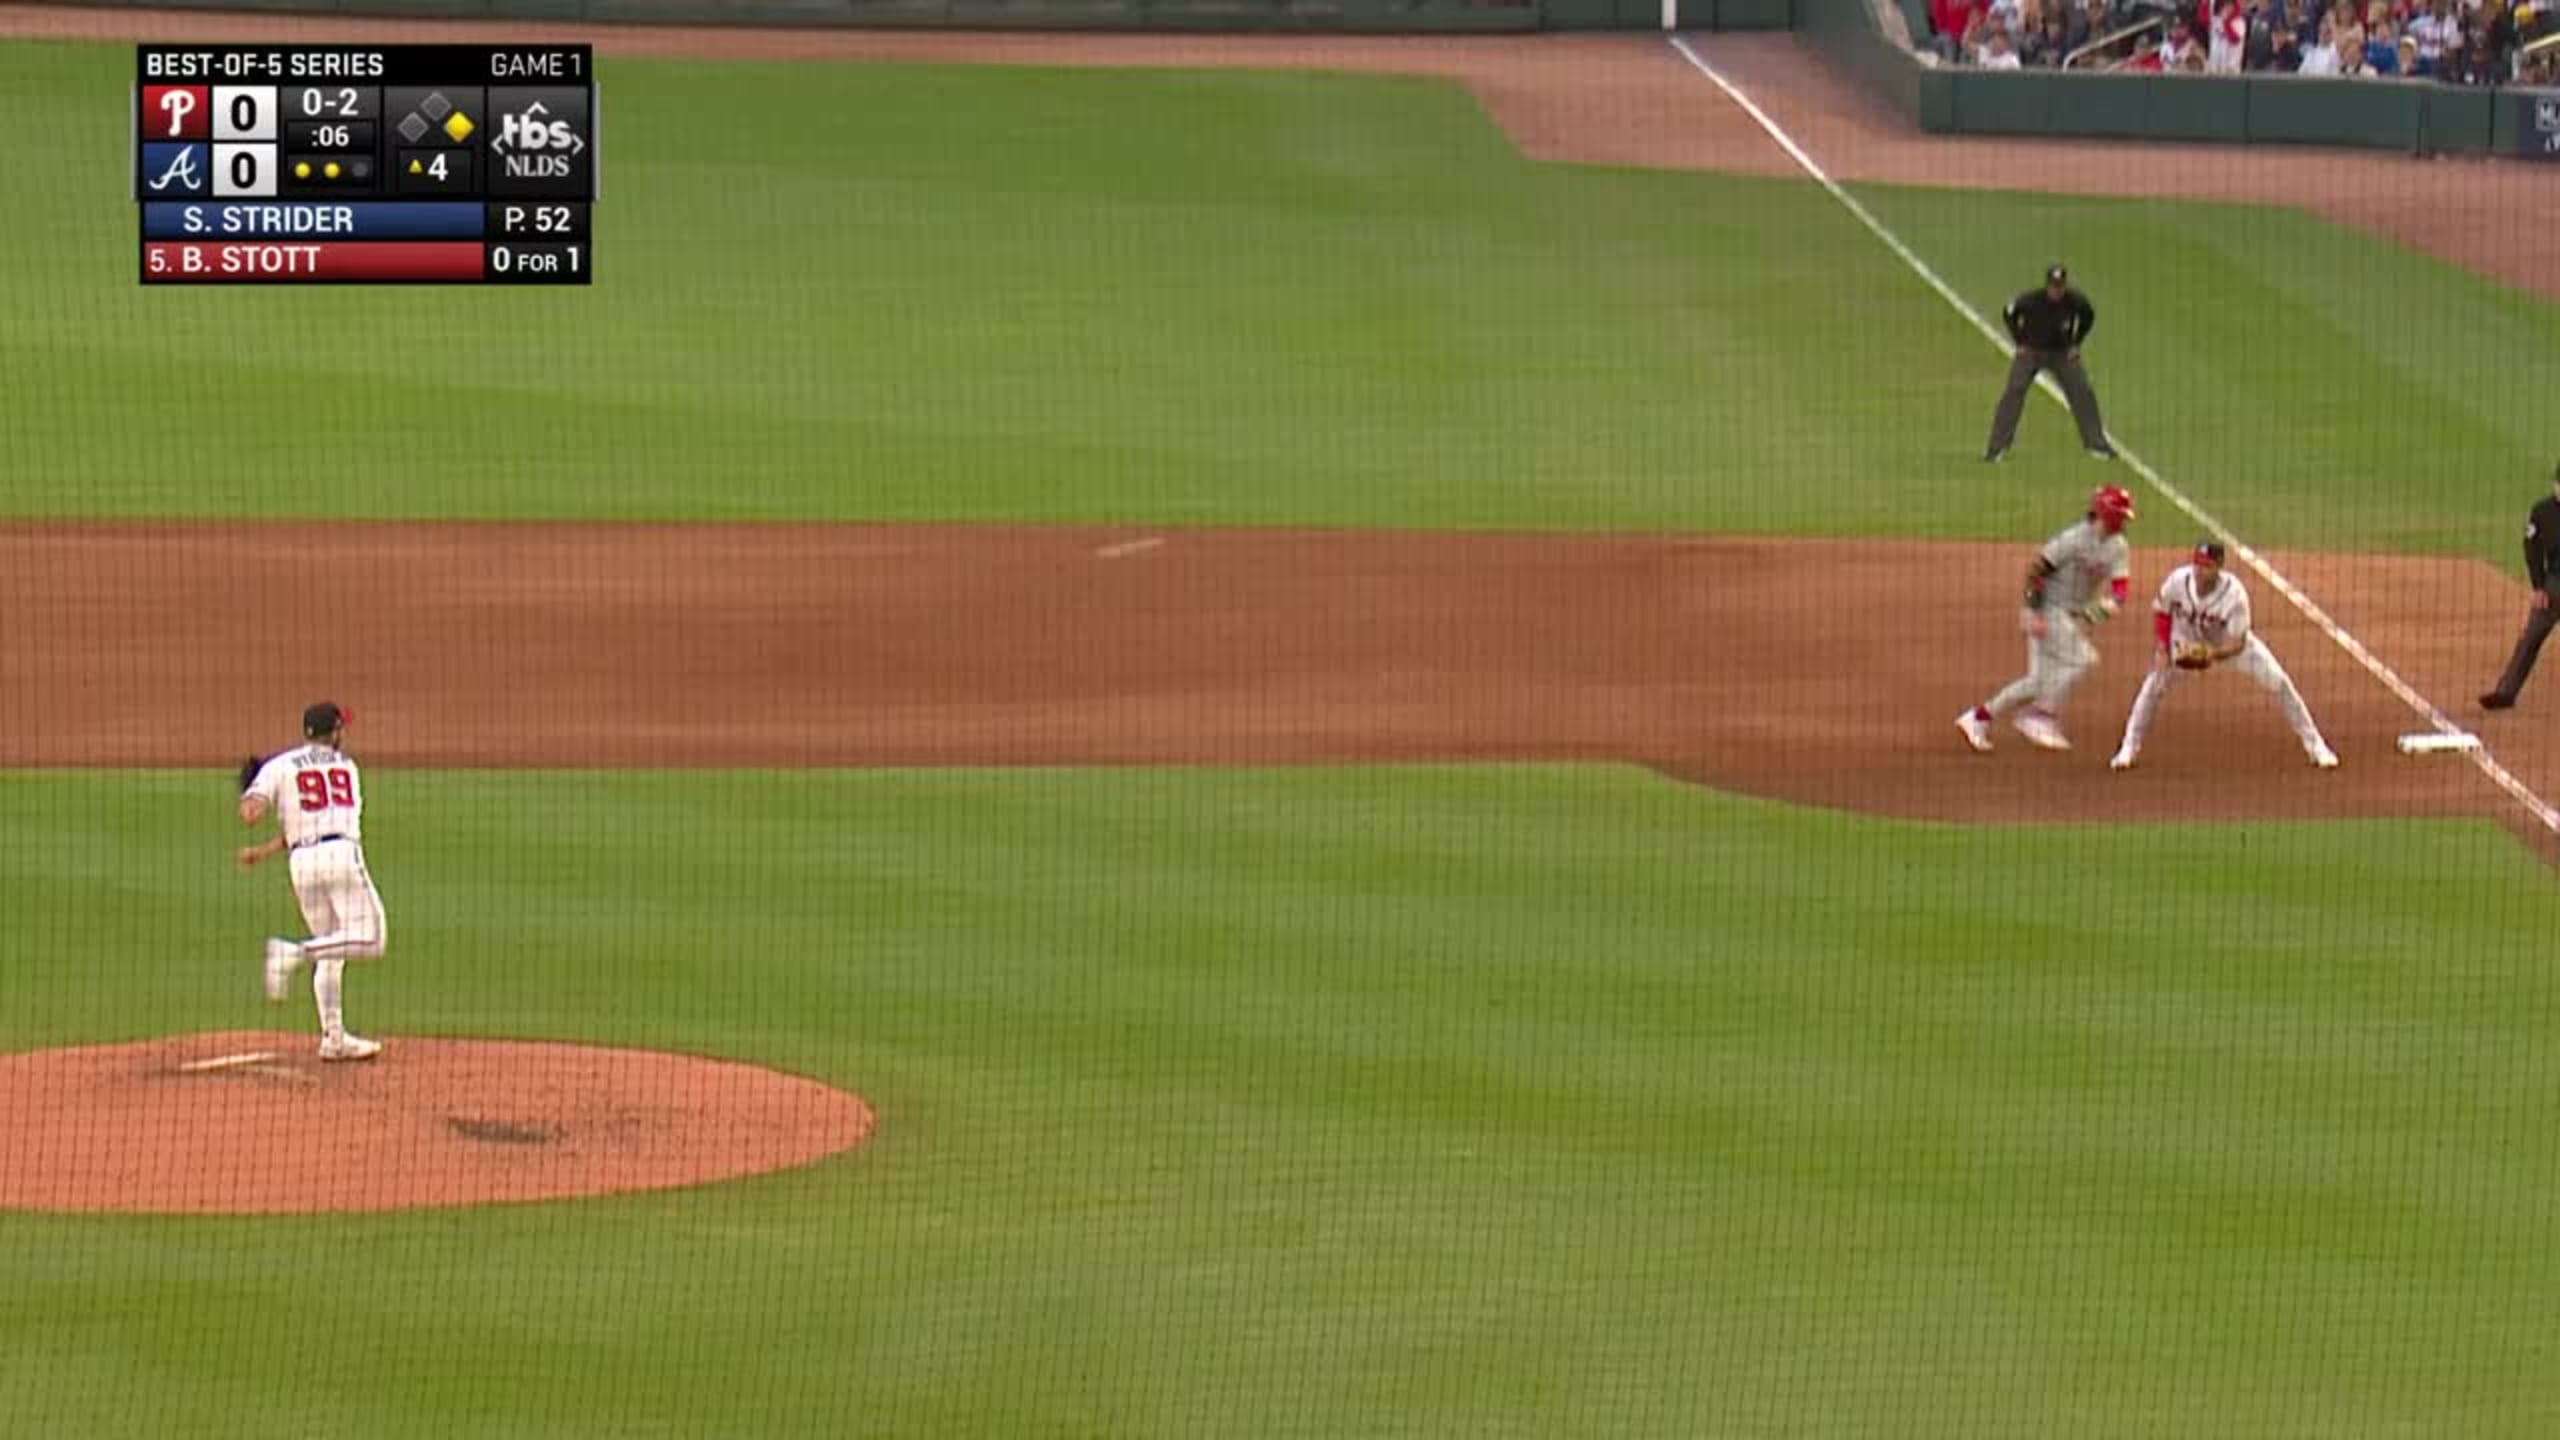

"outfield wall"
[1799,0,2560,158]
[1927,67,2559,158]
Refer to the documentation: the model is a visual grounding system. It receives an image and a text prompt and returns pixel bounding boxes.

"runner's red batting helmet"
[2090,484,2136,531]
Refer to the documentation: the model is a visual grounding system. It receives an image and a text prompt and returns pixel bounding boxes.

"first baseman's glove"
[2173,641,2215,671]
[236,755,265,793]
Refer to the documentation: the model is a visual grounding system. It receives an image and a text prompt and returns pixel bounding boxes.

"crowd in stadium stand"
[1927,0,2556,80]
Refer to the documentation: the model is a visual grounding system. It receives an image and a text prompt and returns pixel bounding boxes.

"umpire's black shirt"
[2005,287,2096,352]
[2526,494,2560,596]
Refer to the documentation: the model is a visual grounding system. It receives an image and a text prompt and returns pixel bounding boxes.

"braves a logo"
[145,143,205,195]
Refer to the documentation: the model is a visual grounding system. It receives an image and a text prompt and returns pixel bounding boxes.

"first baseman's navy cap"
[303,701,350,737]
[2194,540,2227,565]
[2046,264,2068,284]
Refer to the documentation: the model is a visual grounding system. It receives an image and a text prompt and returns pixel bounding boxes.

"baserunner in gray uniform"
[1985,263,2114,462]
[1957,484,2137,753]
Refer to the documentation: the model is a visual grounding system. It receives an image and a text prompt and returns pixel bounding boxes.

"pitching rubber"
[174,1050,279,1073]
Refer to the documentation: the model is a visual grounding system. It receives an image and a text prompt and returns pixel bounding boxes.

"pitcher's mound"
[0,1031,876,1215]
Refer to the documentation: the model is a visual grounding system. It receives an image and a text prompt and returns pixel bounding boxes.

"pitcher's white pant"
[1985,612,2095,717]
[288,839,386,959]
[2116,635,2326,758]
[286,839,386,1039]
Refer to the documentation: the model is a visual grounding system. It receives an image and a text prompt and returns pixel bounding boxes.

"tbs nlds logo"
[486,87,592,197]
[494,100,585,178]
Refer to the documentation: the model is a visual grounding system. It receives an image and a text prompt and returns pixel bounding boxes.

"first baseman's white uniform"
[1983,517,2129,719]
[2114,563,2333,765]
[245,743,386,1040]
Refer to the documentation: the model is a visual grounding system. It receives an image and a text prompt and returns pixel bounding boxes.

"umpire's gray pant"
[2489,594,2560,702]
[1987,348,2109,454]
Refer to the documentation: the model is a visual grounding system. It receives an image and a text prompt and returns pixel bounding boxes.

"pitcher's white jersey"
[245,744,365,848]
[2040,518,2131,616]
[2155,563,2250,651]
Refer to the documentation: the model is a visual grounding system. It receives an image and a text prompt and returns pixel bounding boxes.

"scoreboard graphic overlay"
[136,46,596,285]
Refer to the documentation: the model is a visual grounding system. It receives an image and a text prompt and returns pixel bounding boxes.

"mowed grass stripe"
[1845,181,2560,562]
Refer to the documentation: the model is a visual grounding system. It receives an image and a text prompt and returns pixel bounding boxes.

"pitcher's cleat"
[318,1033,382,1063]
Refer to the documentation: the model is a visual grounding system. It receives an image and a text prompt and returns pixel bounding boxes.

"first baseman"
[2109,541,2338,770]
[236,702,386,1062]
[2479,460,2560,712]
[1958,483,2137,753]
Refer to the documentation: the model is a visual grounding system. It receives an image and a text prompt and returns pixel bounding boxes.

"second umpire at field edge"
[1985,264,2116,463]
[2479,460,2560,712]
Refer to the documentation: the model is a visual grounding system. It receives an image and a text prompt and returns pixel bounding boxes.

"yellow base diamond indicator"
[443,111,475,143]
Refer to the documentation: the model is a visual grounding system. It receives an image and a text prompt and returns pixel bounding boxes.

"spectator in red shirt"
[1932,0,1984,56]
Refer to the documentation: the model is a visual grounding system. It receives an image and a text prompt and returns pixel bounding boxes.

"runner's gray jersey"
[2038,518,2130,614]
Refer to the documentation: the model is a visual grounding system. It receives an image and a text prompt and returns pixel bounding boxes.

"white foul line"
[1665,34,2560,836]
[1095,536,1166,559]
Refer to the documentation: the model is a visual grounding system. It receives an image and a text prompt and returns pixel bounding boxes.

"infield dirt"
[3,521,2549,834]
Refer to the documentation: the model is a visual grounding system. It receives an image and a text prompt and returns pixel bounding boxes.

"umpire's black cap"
[2045,263,2069,285]
[303,701,350,738]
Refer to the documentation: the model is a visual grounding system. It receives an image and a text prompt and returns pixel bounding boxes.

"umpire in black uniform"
[1985,264,2115,462]
[2480,460,2560,711]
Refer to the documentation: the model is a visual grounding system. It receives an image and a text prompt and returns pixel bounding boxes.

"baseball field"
[6,8,2560,1435]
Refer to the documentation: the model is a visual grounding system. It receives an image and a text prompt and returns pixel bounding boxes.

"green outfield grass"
[1850,185,2560,563]
[8,32,2560,1439]
[2,41,2555,564]
[5,768,2560,1437]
